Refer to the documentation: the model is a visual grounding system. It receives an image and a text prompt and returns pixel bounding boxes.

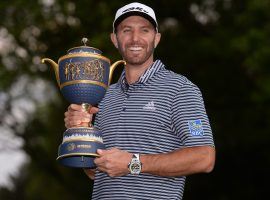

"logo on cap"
[122,7,149,14]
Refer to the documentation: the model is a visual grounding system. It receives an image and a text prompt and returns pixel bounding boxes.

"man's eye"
[123,29,131,33]
[142,29,149,33]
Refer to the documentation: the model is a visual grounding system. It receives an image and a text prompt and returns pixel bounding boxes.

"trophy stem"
[82,103,91,112]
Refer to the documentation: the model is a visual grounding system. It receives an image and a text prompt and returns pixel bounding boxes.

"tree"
[0,0,270,199]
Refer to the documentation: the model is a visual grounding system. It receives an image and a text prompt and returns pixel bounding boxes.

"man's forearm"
[140,146,215,177]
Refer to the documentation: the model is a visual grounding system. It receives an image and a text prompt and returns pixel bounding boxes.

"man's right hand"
[83,168,96,180]
[64,104,99,128]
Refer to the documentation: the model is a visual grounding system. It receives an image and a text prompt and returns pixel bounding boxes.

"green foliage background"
[0,0,270,199]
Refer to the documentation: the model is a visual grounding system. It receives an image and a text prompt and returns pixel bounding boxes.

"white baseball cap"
[113,2,158,32]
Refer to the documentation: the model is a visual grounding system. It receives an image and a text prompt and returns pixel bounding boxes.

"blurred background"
[0,0,269,199]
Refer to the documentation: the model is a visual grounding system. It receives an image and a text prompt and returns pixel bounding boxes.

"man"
[64,2,215,199]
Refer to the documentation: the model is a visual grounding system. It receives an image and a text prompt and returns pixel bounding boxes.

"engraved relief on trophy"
[64,59,105,81]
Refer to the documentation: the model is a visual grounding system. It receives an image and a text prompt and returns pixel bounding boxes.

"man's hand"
[94,148,132,177]
[83,168,96,180]
[64,104,99,128]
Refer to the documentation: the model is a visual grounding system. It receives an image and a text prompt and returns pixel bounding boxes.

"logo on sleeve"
[188,119,204,136]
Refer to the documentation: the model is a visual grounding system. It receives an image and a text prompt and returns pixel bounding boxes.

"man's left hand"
[94,148,132,177]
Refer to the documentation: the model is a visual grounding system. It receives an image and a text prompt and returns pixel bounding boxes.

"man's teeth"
[129,46,143,51]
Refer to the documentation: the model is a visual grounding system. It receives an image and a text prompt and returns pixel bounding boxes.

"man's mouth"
[128,46,143,51]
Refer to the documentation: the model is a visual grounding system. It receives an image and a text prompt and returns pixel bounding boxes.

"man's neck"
[125,59,154,84]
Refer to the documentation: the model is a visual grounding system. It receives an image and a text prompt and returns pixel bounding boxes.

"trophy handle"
[41,58,60,87]
[109,60,126,85]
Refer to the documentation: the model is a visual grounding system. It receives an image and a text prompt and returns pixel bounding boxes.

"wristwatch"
[128,154,142,175]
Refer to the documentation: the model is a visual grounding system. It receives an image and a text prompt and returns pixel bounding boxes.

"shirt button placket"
[122,92,130,111]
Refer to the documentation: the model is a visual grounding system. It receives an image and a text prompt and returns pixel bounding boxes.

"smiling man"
[64,2,215,200]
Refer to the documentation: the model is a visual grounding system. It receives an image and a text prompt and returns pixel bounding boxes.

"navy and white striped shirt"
[92,60,214,200]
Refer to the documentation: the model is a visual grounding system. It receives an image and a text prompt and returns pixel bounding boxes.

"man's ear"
[110,33,118,49]
[154,32,161,48]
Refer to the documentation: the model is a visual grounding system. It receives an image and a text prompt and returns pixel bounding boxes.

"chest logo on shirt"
[142,101,156,111]
[188,119,204,136]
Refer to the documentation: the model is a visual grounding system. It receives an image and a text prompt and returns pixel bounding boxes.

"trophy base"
[58,155,96,168]
[57,127,105,168]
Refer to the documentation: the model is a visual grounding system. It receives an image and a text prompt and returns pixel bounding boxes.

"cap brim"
[113,11,157,32]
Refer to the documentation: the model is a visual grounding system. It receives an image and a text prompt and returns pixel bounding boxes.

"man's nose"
[131,30,140,42]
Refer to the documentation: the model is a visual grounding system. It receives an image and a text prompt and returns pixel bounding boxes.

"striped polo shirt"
[92,60,214,200]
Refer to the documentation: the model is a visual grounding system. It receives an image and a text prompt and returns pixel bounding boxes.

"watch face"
[129,160,141,174]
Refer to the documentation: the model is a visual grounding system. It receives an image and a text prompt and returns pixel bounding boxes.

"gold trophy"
[42,38,125,168]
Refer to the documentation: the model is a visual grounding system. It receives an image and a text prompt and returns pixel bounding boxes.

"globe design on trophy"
[42,38,125,168]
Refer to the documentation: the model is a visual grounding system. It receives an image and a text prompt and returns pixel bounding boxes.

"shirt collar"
[118,60,165,90]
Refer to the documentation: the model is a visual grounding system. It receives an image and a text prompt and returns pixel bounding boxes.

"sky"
[0,11,58,189]
[0,76,57,189]
[0,146,28,189]
[0,126,29,189]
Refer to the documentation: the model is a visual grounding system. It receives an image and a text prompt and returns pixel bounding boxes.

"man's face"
[112,16,160,66]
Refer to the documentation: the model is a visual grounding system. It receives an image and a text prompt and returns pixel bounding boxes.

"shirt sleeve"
[171,82,214,147]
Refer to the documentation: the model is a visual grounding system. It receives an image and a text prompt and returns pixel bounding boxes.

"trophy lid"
[67,38,103,55]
